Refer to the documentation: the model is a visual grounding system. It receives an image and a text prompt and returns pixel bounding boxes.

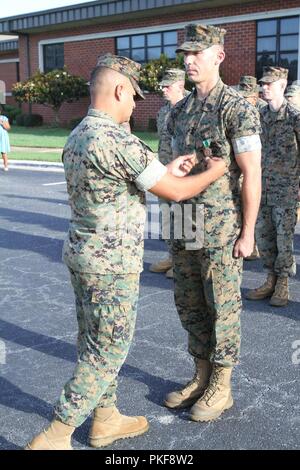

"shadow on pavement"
[0,377,52,421]
[0,318,181,407]
[0,435,22,450]
[241,288,300,321]
[0,207,68,233]
[141,264,173,291]
[121,363,181,406]
[0,318,76,363]
[3,194,68,206]
[0,228,64,264]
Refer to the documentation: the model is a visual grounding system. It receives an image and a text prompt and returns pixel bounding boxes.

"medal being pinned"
[202,139,212,158]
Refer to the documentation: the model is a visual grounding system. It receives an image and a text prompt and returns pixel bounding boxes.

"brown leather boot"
[245,273,277,300]
[149,257,172,273]
[164,358,212,409]
[190,365,233,422]
[89,406,149,448]
[25,420,74,450]
[269,277,289,307]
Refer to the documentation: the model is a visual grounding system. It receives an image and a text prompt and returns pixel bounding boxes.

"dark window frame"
[43,43,64,73]
[256,16,299,83]
[115,30,177,63]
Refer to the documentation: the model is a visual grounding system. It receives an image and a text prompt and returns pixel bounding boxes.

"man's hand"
[233,234,255,258]
[205,156,226,175]
[166,153,196,177]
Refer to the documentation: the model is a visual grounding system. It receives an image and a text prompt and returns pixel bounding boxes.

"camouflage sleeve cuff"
[135,159,167,191]
[232,134,261,155]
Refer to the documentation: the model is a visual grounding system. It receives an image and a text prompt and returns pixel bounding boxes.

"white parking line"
[42,181,66,186]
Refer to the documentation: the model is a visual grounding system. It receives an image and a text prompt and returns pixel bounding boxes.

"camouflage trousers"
[54,269,140,427]
[255,205,297,278]
[173,244,243,367]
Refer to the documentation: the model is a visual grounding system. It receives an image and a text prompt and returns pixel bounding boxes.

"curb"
[11,146,63,153]
[6,160,64,172]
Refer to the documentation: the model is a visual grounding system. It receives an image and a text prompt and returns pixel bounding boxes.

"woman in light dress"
[0,109,11,171]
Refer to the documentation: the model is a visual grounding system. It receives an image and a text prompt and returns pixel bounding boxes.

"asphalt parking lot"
[0,167,299,450]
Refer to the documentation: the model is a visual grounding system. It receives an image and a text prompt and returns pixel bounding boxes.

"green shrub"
[16,113,43,126]
[16,114,25,126]
[12,68,89,125]
[140,53,194,93]
[23,114,43,127]
[1,104,22,124]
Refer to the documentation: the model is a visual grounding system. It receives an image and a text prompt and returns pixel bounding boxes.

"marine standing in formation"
[238,75,266,261]
[149,68,187,279]
[163,24,262,422]
[238,75,266,111]
[285,84,300,110]
[246,67,300,307]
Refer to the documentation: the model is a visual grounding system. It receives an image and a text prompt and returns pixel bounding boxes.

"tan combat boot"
[165,267,173,278]
[149,256,172,273]
[89,406,149,448]
[190,365,233,422]
[164,359,212,409]
[245,273,277,300]
[269,277,289,307]
[25,420,74,450]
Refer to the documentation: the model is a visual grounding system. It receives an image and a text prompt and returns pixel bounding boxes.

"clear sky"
[0,0,95,19]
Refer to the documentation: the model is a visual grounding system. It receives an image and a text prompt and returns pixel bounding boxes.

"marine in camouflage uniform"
[246,67,300,307]
[285,85,300,222]
[25,54,165,450]
[157,69,188,166]
[238,75,266,261]
[150,69,187,277]
[164,24,262,422]
[285,84,300,110]
[25,53,226,450]
[238,75,266,111]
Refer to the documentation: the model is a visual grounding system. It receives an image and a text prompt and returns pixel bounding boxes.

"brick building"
[0,0,299,129]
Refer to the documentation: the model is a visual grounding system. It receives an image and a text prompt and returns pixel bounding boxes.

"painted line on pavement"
[43,181,66,186]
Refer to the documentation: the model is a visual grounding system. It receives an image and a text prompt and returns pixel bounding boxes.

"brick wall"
[8,0,300,127]
[0,51,19,106]
[134,93,164,130]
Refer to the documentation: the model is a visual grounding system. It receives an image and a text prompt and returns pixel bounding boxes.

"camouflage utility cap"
[96,53,145,99]
[238,75,259,96]
[259,66,288,83]
[176,24,226,53]
[159,68,186,86]
[285,84,300,97]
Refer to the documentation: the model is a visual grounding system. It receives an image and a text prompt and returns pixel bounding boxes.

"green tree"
[12,68,89,125]
[140,54,193,93]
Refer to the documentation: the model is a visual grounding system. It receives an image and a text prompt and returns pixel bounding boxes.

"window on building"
[116,31,177,63]
[43,43,64,73]
[256,17,299,83]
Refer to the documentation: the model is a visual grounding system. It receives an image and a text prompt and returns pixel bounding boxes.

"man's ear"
[216,47,225,66]
[115,83,124,102]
